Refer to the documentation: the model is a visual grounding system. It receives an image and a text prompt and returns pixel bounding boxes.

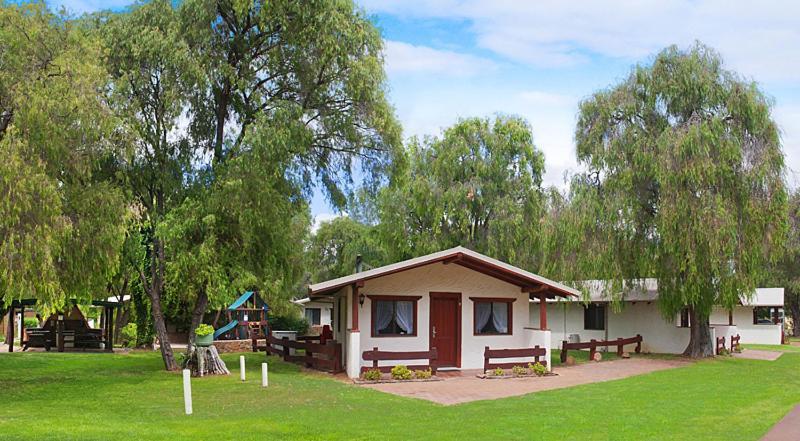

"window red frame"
[469,297,515,336]
[367,295,421,337]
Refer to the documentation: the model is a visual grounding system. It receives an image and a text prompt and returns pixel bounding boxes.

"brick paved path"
[363,357,690,405]
[761,405,800,441]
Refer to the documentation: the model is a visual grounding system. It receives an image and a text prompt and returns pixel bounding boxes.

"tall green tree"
[378,116,546,267]
[0,2,126,310]
[99,0,196,369]
[160,0,401,349]
[573,44,787,357]
[306,216,388,283]
[768,189,800,336]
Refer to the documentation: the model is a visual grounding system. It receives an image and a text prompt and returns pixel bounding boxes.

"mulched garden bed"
[476,372,558,379]
[353,376,443,384]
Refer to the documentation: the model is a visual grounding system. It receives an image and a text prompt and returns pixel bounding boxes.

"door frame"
[429,291,462,368]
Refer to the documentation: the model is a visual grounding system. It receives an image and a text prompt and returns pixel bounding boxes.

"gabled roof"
[307,246,579,298]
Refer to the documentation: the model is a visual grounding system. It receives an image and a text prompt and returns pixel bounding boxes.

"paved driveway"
[362,357,690,405]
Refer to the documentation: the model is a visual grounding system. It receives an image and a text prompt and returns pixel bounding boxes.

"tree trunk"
[683,307,714,358]
[789,296,800,337]
[186,288,209,355]
[144,236,177,371]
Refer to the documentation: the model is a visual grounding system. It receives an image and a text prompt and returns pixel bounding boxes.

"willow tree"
[306,216,389,283]
[574,44,787,357]
[379,116,546,267]
[770,189,800,336]
[159,0,401,349]
[99,0,196,370]
[0,3,126,310]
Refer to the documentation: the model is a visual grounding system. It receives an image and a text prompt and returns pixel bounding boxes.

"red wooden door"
[429,292,461,368]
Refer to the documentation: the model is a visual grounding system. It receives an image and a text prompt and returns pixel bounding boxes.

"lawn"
[0,350,798,441]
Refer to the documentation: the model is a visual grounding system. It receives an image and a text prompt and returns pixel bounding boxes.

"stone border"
[477,372,558,379]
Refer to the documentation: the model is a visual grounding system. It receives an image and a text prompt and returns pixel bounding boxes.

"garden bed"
[353,376,443,384]
[477,372,557,379]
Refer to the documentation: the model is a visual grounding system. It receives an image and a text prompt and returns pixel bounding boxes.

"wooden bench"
[715,336,727,355]
[483,346,547,372]
[360,347,438,374]
[730,334,741,352]
[560,334,642,363]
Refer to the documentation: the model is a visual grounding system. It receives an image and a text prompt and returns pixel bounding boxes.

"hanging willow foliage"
[572,43,787,357]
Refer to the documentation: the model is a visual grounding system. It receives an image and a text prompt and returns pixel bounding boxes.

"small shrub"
[362,369,382,381]
[194,324,214,337]
[413,368,432,379]
[120,323,138,348]
[491,367,505,377]
[390,365,412,380]
[529,362,547,376]
[268,315,309,335]
[511,365,527,376]
[23,317,39,328]
[718,348,730,357]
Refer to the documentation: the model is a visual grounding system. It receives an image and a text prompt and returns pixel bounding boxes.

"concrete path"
[762,405,800,441]
[733,349,783,361]
[363,357,690,405]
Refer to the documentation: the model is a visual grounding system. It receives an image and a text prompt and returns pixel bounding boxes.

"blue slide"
[212,291,254,339]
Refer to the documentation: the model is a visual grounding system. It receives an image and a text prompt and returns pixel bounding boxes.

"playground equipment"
[212,291,269,352]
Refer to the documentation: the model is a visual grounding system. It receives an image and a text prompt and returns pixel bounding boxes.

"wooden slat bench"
[483,346,547,372]
[361,347,438,374]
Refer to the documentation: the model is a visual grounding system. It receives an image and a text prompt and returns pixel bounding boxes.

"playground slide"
[212,319,238,340]
[212,291,255,339]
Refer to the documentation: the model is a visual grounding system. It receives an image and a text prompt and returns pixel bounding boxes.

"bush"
[491,367,505,377]
[362,369,381,381]
[120,323,137,347]
[195,324,214,337]
[529,362,547,376]
[413,368,432,379]
[23,317,39,328]
[511,365,527,376]
[269,315,309,335]
[390,365,412,380]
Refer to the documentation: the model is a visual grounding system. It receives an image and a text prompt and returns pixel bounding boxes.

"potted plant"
[195,324,215,347]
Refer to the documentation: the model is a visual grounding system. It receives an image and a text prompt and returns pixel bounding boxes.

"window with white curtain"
[473,299,512,335]
[370,297,418,336]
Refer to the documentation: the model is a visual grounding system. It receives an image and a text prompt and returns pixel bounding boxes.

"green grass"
[742,343,800,352]
[0,351,798,440]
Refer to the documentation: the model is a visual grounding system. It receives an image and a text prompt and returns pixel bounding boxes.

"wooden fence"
[361,347,438,374]
[262,334,342,373]
[715,336,727,355]
[560,334,642,363]
[730,334,741,352]
[483,346,547,372]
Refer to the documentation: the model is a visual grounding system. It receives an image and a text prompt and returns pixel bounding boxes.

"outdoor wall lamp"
[359,292,366,307]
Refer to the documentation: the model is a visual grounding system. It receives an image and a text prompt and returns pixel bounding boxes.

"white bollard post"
[240,355,246,382]
[182,369,193,415]
[262,362,268,387]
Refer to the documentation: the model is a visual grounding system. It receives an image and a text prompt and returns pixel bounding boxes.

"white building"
[530,280,785,354]
[307,247,577,379]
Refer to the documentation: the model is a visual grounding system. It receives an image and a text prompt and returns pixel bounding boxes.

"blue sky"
[44,0,800,226]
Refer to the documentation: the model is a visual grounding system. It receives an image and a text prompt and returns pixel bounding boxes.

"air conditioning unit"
[568,333,581,344]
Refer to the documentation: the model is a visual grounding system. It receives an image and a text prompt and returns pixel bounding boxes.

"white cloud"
[363,0,800,82]
[311,213,346,233]
[384,41,497,77]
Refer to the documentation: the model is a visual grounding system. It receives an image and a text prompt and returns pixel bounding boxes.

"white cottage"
[306,247,579,378]
[530,279,785,354]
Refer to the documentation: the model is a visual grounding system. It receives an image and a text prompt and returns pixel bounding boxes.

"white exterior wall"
[301,301,333,326]
[529,301,784,355]
[532,301,691,354]
[346,262,542,374]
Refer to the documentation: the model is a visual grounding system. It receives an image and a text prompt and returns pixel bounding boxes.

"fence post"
[281,337,290,362]
[182,369,193,415]
[483,346,490,373]
[261,362,268,387]
[589,339,597,361]
[430,347,437,375]
[616,338,624,357]
[560,340,568,363]
[240,355,246,382]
